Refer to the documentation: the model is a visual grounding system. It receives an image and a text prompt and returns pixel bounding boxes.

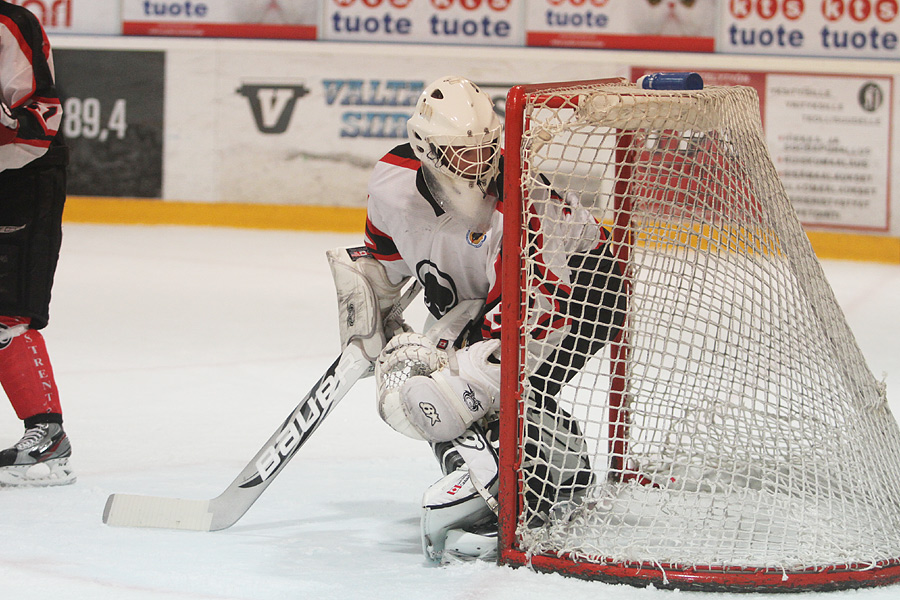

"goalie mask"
[408,76,501,233]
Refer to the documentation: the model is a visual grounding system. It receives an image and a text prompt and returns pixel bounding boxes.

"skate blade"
[440,528,498,564]
[0,458,76,487]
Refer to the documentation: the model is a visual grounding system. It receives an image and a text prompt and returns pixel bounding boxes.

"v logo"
[237,83,310,134]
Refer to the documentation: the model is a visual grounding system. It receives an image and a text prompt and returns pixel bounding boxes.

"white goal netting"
[503,79,900,590]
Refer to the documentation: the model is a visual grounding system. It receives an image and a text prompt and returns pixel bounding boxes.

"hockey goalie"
[329,76,625,562]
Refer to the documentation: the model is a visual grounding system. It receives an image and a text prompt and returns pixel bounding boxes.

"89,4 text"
[62,97,127,142]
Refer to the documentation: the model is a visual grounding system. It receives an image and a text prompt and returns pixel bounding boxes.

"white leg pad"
[420,424,498,562]
[443,528,498,563]
[421,469,496,562]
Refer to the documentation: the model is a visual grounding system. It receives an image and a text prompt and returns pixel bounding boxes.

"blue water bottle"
[637,72,704,91]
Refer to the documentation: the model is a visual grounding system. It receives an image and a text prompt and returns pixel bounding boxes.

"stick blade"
[103,493,214,531]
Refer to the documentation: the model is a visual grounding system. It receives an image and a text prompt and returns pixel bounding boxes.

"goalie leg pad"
[442,524,498,564]
[421,469,496,562]
[421,422,499,562]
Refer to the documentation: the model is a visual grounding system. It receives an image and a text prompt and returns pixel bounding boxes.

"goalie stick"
[102,280,422,532]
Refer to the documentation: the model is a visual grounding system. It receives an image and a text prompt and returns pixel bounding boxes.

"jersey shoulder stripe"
[365,216,401,262]
[379,143,420,171]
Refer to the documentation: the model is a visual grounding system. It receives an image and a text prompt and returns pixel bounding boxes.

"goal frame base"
[499,550,900,593]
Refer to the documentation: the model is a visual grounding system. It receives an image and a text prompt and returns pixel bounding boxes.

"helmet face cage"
[427,128,501,188]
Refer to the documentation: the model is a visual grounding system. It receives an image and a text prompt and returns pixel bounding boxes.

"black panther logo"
[416,260,458,319]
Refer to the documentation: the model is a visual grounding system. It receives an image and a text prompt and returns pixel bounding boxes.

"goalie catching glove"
[375,333,500,443]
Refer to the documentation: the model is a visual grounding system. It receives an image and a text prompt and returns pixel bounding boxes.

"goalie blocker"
[326,246,410,363]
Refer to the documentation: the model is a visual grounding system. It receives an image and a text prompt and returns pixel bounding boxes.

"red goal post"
[498,77,900,592]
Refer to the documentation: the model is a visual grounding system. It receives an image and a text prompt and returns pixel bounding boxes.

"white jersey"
[365,144,502,326]
[0,3,64,171]
[365,143,608,347]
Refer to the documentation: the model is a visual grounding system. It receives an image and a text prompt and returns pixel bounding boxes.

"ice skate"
[441,517,498,564]
[0,423,76,487]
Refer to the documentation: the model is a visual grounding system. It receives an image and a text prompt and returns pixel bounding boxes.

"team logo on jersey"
[416,260,458,318]
[237,83,310,134]
[467,231,486,248]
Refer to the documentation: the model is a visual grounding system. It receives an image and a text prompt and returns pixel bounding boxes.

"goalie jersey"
[364,143,609,347]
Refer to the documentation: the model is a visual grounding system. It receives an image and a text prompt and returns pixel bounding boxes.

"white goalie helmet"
[408,76,502,233]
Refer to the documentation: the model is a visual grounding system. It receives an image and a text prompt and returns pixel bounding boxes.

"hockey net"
[498,77,900,592]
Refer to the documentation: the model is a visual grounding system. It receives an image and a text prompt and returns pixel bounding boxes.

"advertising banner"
[765,73,891,230]
[161,44,628,205]
[632,67,892,232]
[525,0,717,52]
[321,0,525,46]
[54,49,165,198]
[122,0,317,39]
[11,0,121,35]
[719,0,900,59]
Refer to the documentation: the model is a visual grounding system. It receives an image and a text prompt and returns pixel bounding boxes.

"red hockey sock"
[0,316,62,421]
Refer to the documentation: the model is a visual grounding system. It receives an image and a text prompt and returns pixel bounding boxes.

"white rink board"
[49,36,900,237]
[157,40,634,208]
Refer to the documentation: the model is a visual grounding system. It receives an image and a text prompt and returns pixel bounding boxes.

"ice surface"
[1,224,899,599]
